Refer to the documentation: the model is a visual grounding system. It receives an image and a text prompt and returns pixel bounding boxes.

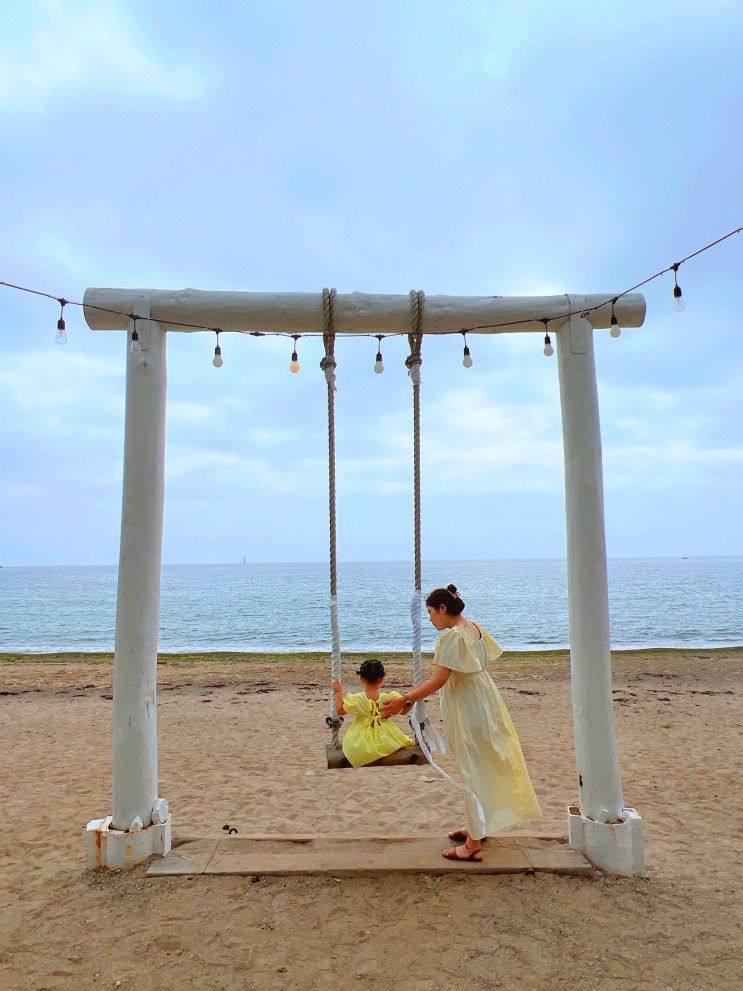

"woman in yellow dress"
[332,659,415,767]
[383,584,541,861]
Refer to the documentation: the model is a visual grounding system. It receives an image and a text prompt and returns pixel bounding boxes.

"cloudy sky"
[1,0,741,566]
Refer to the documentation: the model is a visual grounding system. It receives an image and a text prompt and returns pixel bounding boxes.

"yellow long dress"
[341,691,415,768]
[436,625,541,839]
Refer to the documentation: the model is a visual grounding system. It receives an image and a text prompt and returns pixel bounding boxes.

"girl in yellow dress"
[383,584,541,861]
[332,659,415,767]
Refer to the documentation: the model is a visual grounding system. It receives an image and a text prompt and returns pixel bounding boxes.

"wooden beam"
[83,288,646,334]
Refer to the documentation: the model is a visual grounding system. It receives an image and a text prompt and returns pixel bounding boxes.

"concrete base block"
[567,805,644,875]
[86,814,172,869]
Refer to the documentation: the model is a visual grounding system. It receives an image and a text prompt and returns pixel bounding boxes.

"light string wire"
[1,226,741,339]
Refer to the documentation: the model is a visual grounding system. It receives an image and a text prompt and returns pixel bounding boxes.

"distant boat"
[243,557,246,564]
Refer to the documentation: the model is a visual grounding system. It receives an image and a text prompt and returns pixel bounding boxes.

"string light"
[542,319,554,357]
[671,263,686,312]
[462,331,473,368]
[374,335,384,374]
[610,298,621,338]
[289,335,301,374]
[129,316,141,355]
[55,298,67,345]
[1,226,740,346]
[212,330,223,368]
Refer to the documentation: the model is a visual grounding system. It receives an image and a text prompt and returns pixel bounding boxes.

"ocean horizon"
[1,556,741,654]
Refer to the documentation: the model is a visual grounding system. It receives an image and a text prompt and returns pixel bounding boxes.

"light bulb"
[610,315,621,338]
[55,318,67,345]
[213,345,223,368]
[290,351,300,374]
[130,330,141,354]
[374,353,384,374]
[673,286,686,312]
[462,348,473,368]
[543,335,554,357]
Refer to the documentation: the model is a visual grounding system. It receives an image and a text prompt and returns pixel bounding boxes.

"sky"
[1,0,741,566]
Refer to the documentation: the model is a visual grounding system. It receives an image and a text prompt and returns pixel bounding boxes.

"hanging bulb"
[374,335,384,373]
[289,335,301,373]
[212,331,223,367]
[130,322,141,354]
[672,264,686,312]
[55,299,67,344]
[462,331,473,368]
[542,320,553,356]
[213,346,223,368]
[610,301,621,338]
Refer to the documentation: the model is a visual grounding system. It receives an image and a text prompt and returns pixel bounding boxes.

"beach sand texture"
[1,650,741,991]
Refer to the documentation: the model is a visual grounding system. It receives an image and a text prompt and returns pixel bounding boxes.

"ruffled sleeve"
[342,692,367,716]
[482,629,503,665]
[433,628,483,673]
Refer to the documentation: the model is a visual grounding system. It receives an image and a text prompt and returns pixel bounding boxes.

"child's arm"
[331,679,346,716]
[381,665,452,718]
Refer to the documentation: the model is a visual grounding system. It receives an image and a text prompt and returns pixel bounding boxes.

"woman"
[382,584,541,861]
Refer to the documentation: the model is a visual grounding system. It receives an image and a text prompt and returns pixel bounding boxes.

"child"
[331,659,415,767]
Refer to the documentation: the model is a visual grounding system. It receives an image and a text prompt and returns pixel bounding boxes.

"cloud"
[0,0,210,112]
[0,349,123,435]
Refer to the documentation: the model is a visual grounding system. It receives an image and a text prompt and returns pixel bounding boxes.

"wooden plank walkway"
[147,834,593,877]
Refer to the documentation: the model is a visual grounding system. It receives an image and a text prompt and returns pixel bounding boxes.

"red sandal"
[442,841,483,862]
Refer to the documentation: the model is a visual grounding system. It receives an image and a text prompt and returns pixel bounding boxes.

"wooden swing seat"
[326,742,428,769]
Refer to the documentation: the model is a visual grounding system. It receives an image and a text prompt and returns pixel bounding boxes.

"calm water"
[0,558,741,653]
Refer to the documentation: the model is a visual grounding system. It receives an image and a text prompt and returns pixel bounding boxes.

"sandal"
[442,841,483,862]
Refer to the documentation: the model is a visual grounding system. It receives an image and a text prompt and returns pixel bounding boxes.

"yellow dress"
[341,691,415,768]
[436,625,542,839]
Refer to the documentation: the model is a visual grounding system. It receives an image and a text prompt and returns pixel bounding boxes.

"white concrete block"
[86,814,172,870]
[567,805,644,875]
[152,797,169,824]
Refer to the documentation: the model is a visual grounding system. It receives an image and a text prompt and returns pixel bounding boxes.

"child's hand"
[331,680,342,693]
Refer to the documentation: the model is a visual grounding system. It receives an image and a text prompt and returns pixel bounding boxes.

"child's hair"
[425,584,465,616]
[356,658,385,682]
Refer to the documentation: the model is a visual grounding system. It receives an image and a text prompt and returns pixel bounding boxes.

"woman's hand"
[381,695,406,718]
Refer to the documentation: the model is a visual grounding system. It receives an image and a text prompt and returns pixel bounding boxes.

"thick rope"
[407,290,426,725]
[321,288,342,749]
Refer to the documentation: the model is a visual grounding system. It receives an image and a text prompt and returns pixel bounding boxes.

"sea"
[0,558,741,654]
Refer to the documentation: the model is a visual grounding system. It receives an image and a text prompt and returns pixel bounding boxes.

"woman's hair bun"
[447,584,459,597]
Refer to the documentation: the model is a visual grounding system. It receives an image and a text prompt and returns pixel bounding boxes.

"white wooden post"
[85,293,172,868]
[557,306,644,873]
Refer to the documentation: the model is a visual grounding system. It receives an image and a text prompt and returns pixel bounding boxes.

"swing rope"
[321,288,343,750]
[406,290,426,727]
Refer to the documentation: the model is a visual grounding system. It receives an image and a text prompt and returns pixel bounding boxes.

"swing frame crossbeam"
[83,287,646,876]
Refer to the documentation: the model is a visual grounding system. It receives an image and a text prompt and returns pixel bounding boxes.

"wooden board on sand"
[147,834,594,877]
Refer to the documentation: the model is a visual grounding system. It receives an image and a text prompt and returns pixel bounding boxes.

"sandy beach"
[1,648,741,991]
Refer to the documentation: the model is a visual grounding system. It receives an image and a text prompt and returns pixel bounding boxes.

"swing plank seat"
[326,743,428,769]
[147,834,594,877]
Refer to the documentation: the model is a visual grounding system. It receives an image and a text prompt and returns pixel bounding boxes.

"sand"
[1,648,741,991]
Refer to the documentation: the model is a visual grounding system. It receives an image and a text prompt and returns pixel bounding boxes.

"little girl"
[331,659,415,767]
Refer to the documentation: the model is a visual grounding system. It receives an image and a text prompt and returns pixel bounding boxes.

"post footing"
[86,814,172,870]
[567,805,644,874]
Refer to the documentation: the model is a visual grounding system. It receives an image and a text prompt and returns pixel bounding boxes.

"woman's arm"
[381,665,451,718]
[331,679,346,716]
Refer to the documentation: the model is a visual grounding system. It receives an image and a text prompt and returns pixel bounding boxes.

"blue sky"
[1,0,741,565]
